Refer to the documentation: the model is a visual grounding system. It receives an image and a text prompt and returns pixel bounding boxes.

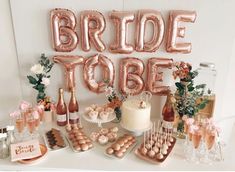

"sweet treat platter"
[65,126,93,152]
[44,128,68,151]
[135,121,176,164]
[105,134,137,159]
[82,112,116,124]
[18,144,48,164]
[135,137,176,164]
[90,127,119,145]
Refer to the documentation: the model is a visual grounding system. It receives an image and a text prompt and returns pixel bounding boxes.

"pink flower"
[19,100,31,110]
[42,77,50,86]
[186,118,195,125]
[9,110,20,118]
[36,105,44,113]
[182,115,188,121]
[32,111,39,119]
[50,103,56,111]
[189,124,199,134]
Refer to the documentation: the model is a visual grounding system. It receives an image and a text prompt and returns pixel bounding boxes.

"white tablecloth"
[0,115,234,171]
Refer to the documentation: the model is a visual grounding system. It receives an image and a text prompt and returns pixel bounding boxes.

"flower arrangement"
[27,54,54,102]
[104,81,126,121]
[38,96,55,112]
[172,61,208,133]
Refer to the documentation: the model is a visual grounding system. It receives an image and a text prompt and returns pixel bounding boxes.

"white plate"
[64,134,93,153]
[104,141,137,159]
[43,130,68,151]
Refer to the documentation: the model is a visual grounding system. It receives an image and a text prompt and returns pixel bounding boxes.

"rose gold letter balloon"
[83,54,115,93]
[119,58,144,95]
[50,8,78,52]
[166,10,196,54]
[146,58,173,95]
[136,10,165,52]
[109,11,135,54]
[80,10,106,52]
[53,56,84,90]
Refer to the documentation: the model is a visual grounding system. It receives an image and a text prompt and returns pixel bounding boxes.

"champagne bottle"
[68,88,79,124]
[162,93,175,122]
[56,88,67,126]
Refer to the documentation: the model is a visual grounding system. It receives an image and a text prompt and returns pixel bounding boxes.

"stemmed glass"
[190,125,202,163]
[14,112,25,141]
[33,109,40,138]
[26,112,36,139]
[203,126,216,164]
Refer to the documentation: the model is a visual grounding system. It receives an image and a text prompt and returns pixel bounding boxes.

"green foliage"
[114,107,122,120]
[27,76,37,85]
[27,53,54,102]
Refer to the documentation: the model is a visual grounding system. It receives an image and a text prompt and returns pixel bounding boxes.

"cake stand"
[82,112,116,127]
[120,121,153,136]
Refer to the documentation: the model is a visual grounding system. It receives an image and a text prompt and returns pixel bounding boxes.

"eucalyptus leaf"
[27,76,37,85]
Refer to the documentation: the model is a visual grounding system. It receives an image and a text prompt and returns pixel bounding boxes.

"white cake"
[121,99,151,131]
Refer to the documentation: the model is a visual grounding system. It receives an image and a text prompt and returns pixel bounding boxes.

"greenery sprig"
[27,53,54,102]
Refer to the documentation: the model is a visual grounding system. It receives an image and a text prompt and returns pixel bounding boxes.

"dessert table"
[0,115,234,171]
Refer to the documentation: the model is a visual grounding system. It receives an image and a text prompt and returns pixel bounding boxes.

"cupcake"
[85,107,93,115]
[99,111,109,120]
[110,127,119,133]
[88,110,98,120]
[105,107,114,114]
[95,106,104,113]
[107,132,117,142]
[98,135,108,145]
[91,104,98,109]
[90,132,100,141]
[99,128,109,135]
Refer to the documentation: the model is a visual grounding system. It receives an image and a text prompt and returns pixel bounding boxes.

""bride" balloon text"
[50,9,196,54]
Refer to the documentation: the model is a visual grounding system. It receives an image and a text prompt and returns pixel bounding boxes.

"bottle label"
[69,112,78,120]
[57,114,67,122]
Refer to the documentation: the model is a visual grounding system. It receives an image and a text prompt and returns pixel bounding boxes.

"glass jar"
[195,62,217,118]
[0,133,9,159]
[6,126,16,145]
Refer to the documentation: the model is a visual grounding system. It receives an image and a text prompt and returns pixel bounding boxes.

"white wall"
[0,0,235,122]
[0,0,21,122]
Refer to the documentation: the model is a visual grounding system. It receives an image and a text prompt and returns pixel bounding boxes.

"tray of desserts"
[44,128,68,151]
[65,124,93,152]
[135,123,176,164]
[105,134,137,159]
[83,104,116,124]
[90,127,119,145]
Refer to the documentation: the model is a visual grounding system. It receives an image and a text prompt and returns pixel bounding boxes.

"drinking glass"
[26,113,36,139]
[14,112,25,141]
[191,129,202,163]
[204,127,216,164]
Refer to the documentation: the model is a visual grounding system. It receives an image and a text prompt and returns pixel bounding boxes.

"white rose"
[42,77,50,86]
[30,64,44,74]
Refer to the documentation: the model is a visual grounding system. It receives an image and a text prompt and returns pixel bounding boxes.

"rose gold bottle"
[56,88,67,126]
[162,93,175,122]
[68,88,79,124]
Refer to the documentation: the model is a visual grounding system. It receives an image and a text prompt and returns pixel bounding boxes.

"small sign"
[10,139,41,162]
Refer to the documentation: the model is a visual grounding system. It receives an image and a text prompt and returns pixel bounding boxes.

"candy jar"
[6,125,16,145]
[0,133,9,159]
[195,62,217,118]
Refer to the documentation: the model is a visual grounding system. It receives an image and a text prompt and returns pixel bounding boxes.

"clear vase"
[44,110,53,123]
[176,118,186,139]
